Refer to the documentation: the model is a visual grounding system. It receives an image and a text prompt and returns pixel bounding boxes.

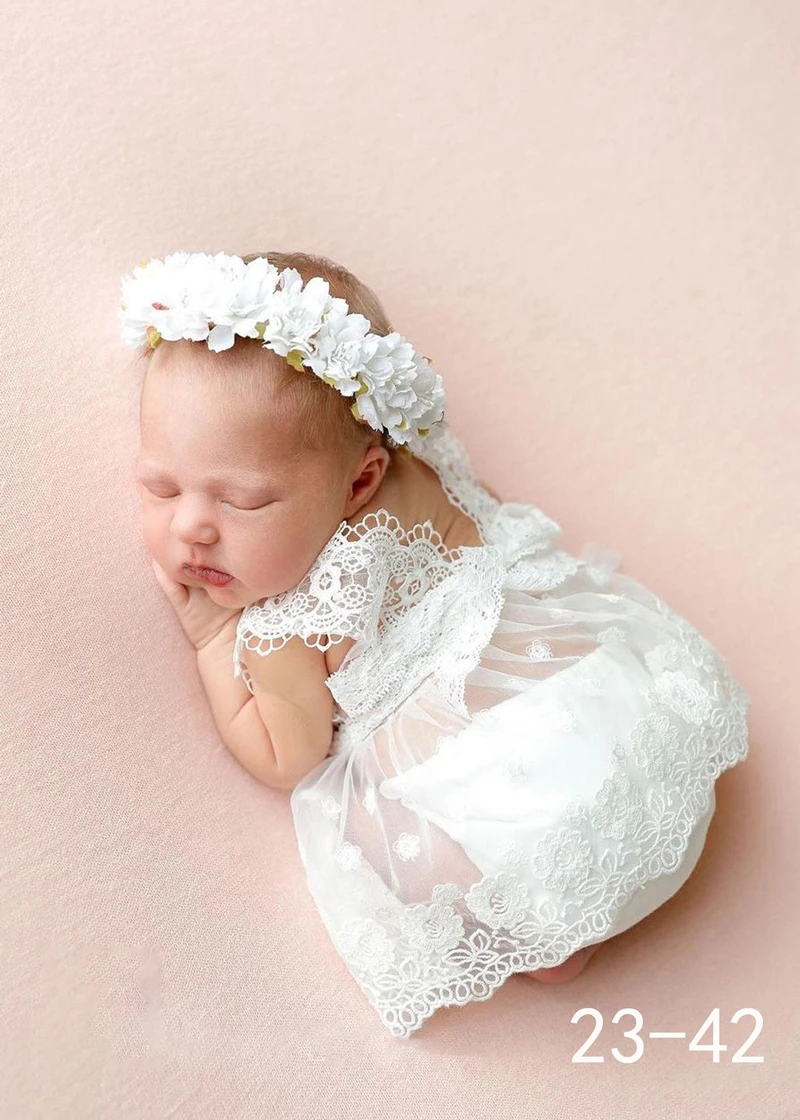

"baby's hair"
[136,249,407,464]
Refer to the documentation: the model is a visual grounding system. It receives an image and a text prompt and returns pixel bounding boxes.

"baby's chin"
[203,577,284,607]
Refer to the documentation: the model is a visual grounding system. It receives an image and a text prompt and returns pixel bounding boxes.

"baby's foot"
[522,943,602,985]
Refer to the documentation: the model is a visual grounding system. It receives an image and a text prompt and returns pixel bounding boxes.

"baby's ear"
[348,444,389,509]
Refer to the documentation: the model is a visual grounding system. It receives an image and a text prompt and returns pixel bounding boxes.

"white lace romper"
[231,421,751,1039]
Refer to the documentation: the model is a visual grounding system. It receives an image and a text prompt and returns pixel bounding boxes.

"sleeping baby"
[123,250,751,1038]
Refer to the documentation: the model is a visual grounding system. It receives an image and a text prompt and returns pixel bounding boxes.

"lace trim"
[408,423,499,545]
[232,420,608,735]
[327,543,508,739]
[233,422,505,701]
[297,602,751,1038]
[232,508,505,712]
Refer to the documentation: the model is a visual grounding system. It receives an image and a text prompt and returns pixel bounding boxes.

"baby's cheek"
[241,533,312,597]
[140,510,162,559]
[233,531,280,586]
[140,509,177,575]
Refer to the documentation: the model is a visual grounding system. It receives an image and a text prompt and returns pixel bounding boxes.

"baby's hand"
[150,559,242,652]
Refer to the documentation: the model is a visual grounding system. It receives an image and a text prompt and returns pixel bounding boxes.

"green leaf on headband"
[286,349,305,371]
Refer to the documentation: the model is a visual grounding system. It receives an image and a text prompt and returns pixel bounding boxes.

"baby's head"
[135,250,401,606]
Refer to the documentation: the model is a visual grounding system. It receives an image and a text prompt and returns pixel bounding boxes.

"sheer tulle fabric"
[290,560,749,1038]
[231,423,749,1037]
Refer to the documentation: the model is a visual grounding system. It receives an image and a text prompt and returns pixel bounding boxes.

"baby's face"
[135,342,356,607]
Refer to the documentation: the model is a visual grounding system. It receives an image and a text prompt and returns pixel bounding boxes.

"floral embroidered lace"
[232,423,581,734]
[230,421,751,1038]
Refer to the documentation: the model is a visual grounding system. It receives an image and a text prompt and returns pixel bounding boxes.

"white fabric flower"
[118,251,447,446]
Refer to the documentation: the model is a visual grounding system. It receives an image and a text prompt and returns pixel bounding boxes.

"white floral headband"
[118,251,447,448]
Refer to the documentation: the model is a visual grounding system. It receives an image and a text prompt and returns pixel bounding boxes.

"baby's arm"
[195,630,333,791]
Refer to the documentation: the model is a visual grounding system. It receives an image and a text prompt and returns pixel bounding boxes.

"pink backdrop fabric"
[2,2,797,1117]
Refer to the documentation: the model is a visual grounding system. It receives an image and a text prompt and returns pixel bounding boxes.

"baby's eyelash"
[222,500,269,512]
[139,484,269,512]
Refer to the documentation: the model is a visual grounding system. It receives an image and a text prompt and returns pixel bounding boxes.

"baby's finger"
[151,558,189,609]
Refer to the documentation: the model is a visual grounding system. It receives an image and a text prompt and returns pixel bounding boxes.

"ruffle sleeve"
[232,530,383,697]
